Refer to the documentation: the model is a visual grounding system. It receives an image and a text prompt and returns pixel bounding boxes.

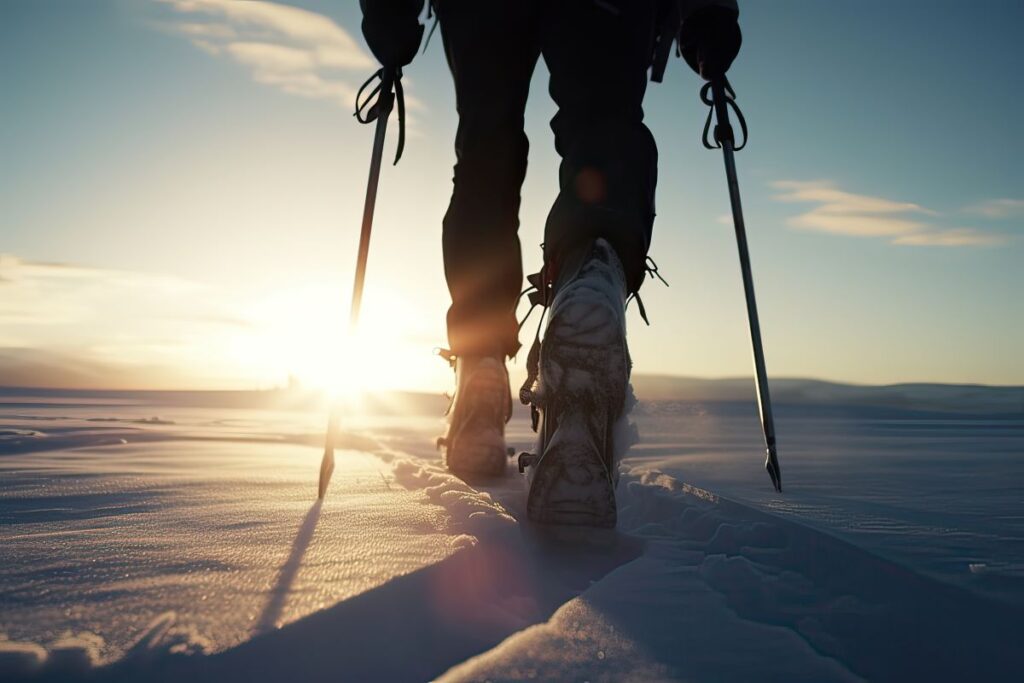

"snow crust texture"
[0,612,210,681]
[2,396,1023,682]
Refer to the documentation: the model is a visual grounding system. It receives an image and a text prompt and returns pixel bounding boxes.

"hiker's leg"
[437,0,541,358]
[540,0,658,292]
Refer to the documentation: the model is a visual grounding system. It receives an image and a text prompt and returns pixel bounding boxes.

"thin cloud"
[964,198,1024,219]
[160,0,376,108]
[175,21,236,40]
[0,257,199,292]
[0,255,203,327]
[893,229,1006,247]
[788,209,926,238]
[773,180,938,217]
[0,254,266,388]
[772,180,1006,247]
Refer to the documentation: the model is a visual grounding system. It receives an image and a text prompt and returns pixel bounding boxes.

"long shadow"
[146,527,643,683]
[253,500,323,635]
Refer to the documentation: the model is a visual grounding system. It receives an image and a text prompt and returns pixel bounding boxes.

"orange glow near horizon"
[228,284,445,396]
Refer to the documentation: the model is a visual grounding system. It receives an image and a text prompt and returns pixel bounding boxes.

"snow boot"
[438,355,512,478]
[520,238,630,528]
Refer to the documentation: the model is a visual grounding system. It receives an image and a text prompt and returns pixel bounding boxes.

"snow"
[1,389,1023,681]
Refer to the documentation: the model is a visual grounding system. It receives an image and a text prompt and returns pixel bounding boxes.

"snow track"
[2,404,1023,681]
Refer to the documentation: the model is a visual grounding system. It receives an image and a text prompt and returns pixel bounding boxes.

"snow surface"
[1,391,1023,681]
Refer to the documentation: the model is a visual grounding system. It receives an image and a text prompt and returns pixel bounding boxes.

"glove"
[678,6,741,80]
[360,1,425,69]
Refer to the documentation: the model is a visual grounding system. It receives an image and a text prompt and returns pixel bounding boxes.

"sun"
[230,284,445,397]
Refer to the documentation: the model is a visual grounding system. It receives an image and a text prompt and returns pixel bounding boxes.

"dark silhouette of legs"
[437,0,541,358]
[542,0,658,293]
[436,0,658,356]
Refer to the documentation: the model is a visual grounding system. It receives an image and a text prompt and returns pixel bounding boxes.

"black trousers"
[437,0,658,358]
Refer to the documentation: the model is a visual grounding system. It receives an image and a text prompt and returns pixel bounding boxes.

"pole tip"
[318,451,335,500]
[766,447,782,493]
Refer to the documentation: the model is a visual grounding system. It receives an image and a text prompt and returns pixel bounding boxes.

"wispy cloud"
[0,254,443,390]
[892,229,1005,247]
[160,0,375,107]
[0,254,201,328]
[963,198,1024,219]
[0,254,267,387]
[772,180,1007,247]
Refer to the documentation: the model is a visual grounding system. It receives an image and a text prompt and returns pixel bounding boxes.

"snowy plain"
[1,385,1022,681]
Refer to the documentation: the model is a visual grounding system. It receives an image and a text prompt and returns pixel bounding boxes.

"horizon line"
[2,373,1023,394]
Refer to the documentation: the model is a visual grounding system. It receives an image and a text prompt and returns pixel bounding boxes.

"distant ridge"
[2,375,1022,416]
[630,374,1024,415]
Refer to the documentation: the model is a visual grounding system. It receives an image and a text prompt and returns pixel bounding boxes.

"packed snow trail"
[3,402,1023,681]
[72,458,1024,682]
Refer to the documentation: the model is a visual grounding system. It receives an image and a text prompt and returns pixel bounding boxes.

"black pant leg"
[540,0,659,293]
[437,0,541,358]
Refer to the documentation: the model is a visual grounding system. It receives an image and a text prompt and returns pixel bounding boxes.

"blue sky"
[1,0,1021,390]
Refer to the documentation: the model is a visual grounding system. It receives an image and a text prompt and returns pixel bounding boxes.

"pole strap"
[355,67,407,165]
[700,76,748,151]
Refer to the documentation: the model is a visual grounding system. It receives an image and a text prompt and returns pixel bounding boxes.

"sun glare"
[229,284,442,395]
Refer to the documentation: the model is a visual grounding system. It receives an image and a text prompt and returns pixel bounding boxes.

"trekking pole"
[701,76,782,493]
[318,67,403,499]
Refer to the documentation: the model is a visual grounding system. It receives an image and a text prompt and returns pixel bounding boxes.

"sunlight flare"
[229,284,439,395]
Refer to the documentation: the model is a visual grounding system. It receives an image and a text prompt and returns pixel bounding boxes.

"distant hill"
[1,348,1021,416]
[0,348,190,390]
[2,375,1022,417]
[630,374,1024,415]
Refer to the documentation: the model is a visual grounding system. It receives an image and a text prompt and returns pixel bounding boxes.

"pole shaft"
[720,141,777,455]
[319,71,394,499]
[708,79,780,492]
[349,73,394,328]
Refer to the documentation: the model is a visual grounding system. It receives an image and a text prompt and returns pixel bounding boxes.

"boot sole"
[527,298,628,528]
[527,410,617,527]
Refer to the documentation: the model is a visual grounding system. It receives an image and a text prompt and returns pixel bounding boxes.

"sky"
[1,0,1021,391]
